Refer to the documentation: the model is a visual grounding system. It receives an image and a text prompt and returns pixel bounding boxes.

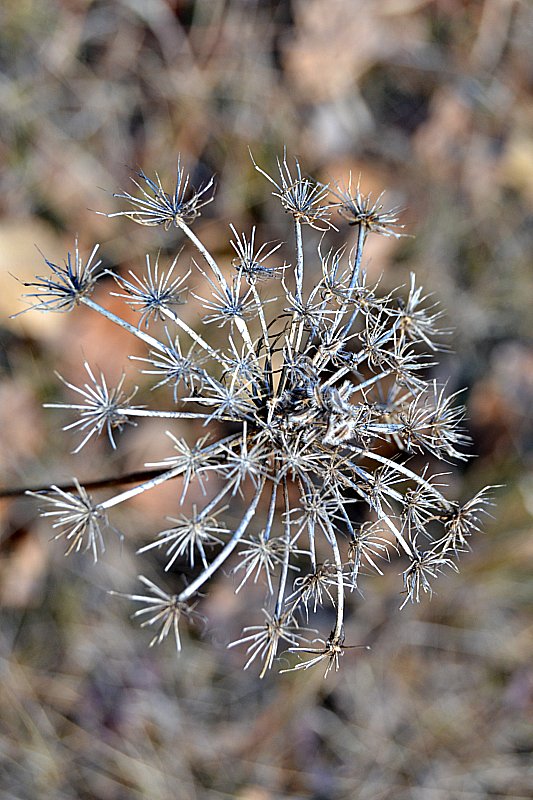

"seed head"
[103,156,214,229]
[20,151,492,677]
[330,174,405,238]
[14,240,102,315]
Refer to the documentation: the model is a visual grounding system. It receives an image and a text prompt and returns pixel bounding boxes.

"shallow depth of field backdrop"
[1,2,532,799]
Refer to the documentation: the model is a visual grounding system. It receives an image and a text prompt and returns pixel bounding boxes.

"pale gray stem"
[159,306,228,365]
[358,448,453,509]
[116,408,234,422]
[294,218,304,304]
[178,478,266,602]
[81,297,168,353]
[263,478,278,542]
[98,463,189,509]
[326,519,345,642]
[274,478,292,617]
[176,219,255,352]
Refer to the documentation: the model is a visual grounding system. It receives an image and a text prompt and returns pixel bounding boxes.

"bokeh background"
[1,1,532,798]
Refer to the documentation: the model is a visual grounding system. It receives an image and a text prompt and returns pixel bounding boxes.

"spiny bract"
[20,152,492,677]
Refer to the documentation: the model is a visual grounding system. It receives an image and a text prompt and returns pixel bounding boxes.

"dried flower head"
[19,151,493,677]
[104,157,215,229]
[27,479,114,562]
[330,174,405,238]
[14,240,102,315]
[110,253,189,328]
[45,362,140,453]
[252,150,332,231]
[111,576,201,654]
[282,631,370,678]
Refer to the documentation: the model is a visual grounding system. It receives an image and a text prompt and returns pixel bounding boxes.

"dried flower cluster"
[18,153,491,677]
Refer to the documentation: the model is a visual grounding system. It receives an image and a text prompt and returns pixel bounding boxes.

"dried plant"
[17,153,492,676]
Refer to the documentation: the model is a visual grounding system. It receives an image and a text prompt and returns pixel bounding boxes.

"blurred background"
[1,1,532,798]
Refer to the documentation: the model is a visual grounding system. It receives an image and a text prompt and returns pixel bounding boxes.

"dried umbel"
[18,153,492,677]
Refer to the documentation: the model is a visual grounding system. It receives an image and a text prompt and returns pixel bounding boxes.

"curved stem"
[325,518,345,642]
[176,219,255,352]
[176,219,227,290]
[327,224,366,341]
[263,478,278,542]
[348,224,365,290]
[375,511,412,557]
[341,225,366,338]
[178,477,266,602]
[274,477,292,617]
[298,475,317,570]
[159,306,228,366]
[116,408,234,422]
[294,218,304,305]
[251,284,273,394]
[81,297,167,353]
[356,448,453,509]
[97,434,240,510]
[322,346,373,388]
[98,462,191,509]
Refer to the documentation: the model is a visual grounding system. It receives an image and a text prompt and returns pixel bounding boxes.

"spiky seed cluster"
[15,240,102,314]
[19,153,492,677]
[330,174,405,238]
[104,156,215,229]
